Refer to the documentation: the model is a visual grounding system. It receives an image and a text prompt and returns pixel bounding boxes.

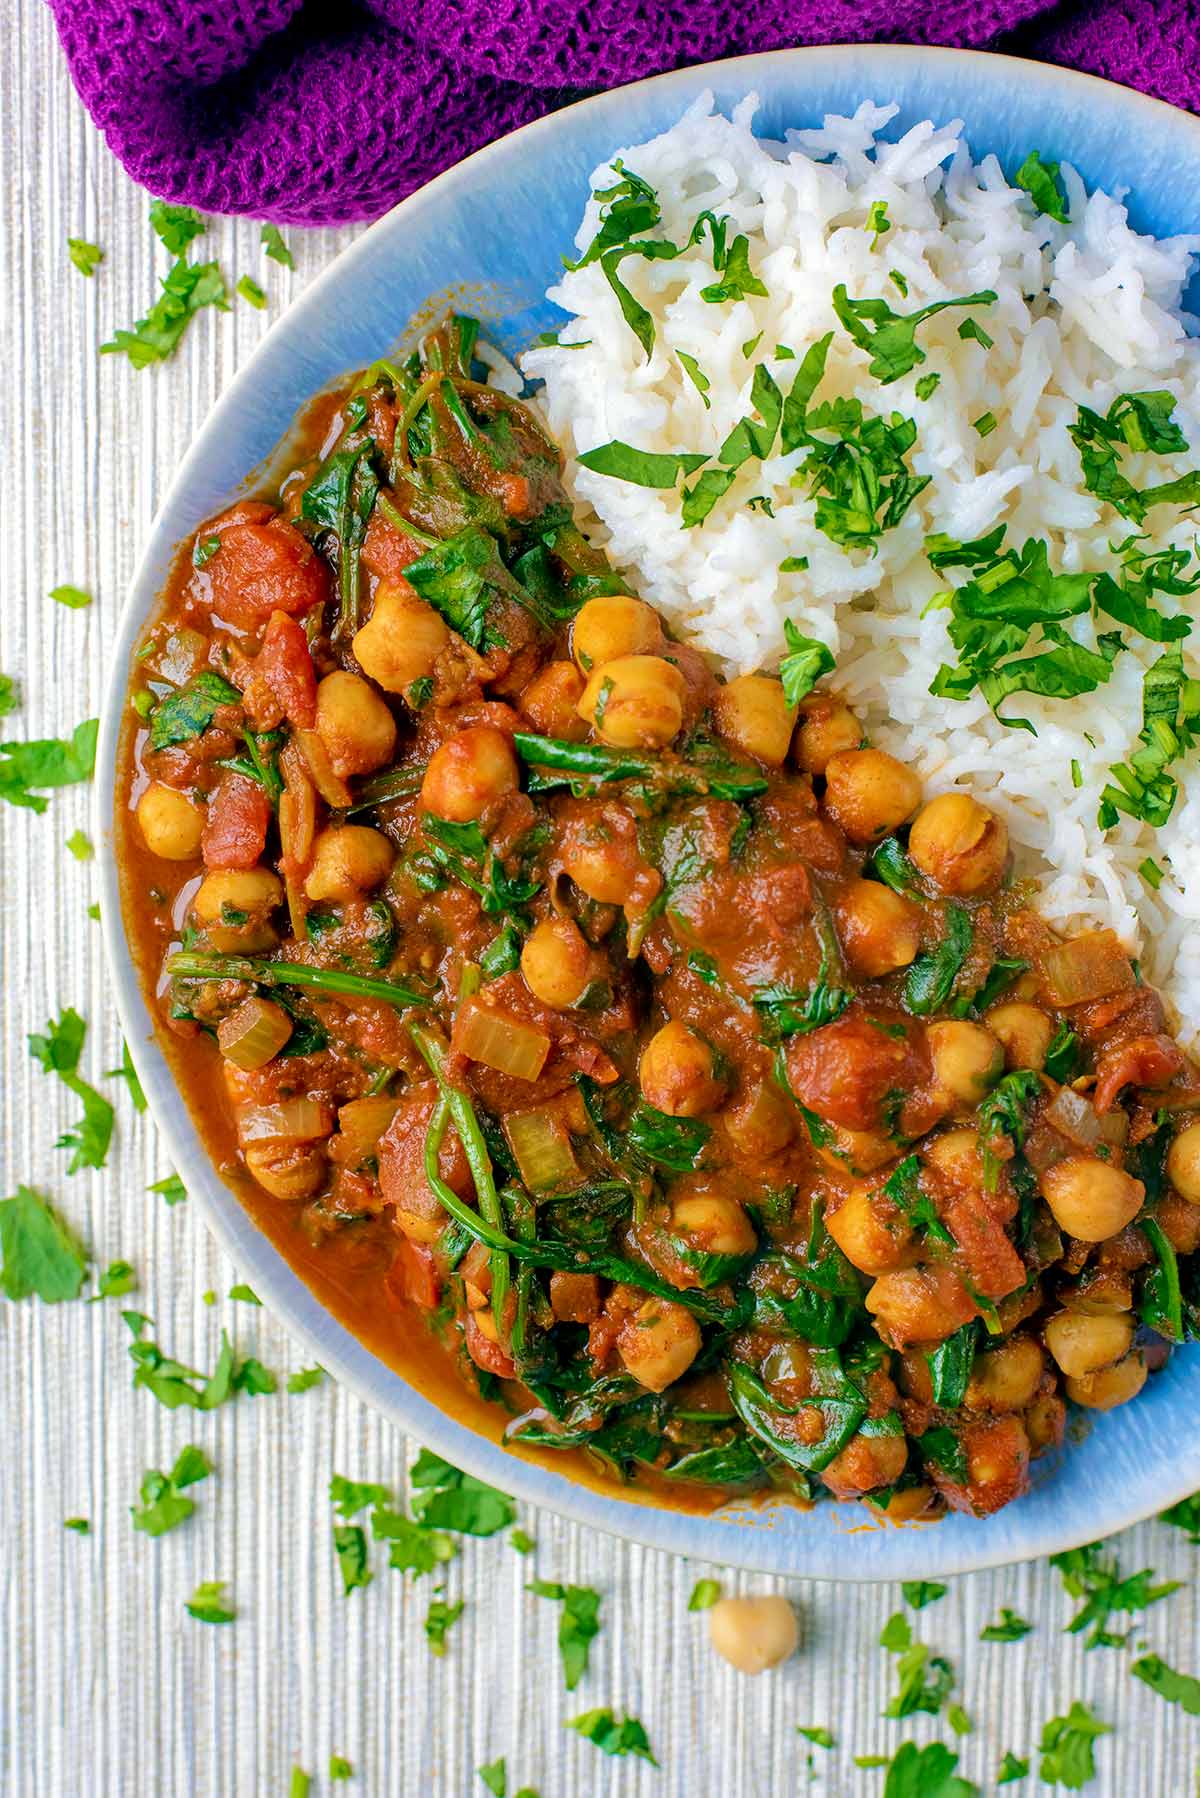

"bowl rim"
[97,40,1200,1580]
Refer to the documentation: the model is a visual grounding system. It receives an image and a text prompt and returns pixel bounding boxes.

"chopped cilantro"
[1038,1701,1111,1788]
[184,1578,235,1624]
[677,350,711,407]
[236,274,267,310]
[915,372,941,400]
[902,1580,948,1610]
[1070,390,1200,525]
[1140,856,1165,889]
[998,1751,1030,1784]
[289,1772,311,1798]
[527,1579,602,1688]
[1131,1652,1200,1714]
[1015,150,1069,222]
[28,1008,114,1172]
[102,256,229,367]
[106,1040,146,1113]
[510,1527,535,1555]
[228,1282,260,1304]
[66,829,93,860]
[131,1444,212,1536]
[741,331,763,358]
[50,584,91,610]
[477,1758,539,1798]
[409,1448,516,1535]
[0,717,98,811]
[948,1704,972,1736]
[1160,1492,1200,1542]
[1099,647,1200,830]
[866,200,890,246]
[373,1503,458,1577]
[64,1517,90,1534]
[287,1365,326,1393]
[688,1577,721,1611]
[333,1525,372,1595]
[0,1187,88,1301]
[974,411,997,438]
[779,555,809,572]
[958,317,994,350]
[67,237,103,277]
[329,1759,353,1782]
[93,1259,137,1300]
[878,1741,976,1796]
[566,1709,657,1765]
[779,618,835,705]
[879,1611,955,1718]
[579,440,709,491]
[832,283,996,385]
[149,201,205,255]
[148,1173,187,1206]
[797,1726,834,1749]
[980,1607,1033,1642]
[261,223,294,268]
[331,1474,392,1518]
[700,232,768,305]
[1049,1540,1180,1648]
[424,1596,465,1656]
[0,675,18,718]
[126,1317,274,1410]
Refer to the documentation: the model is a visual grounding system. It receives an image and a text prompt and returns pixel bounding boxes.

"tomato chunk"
[201,770,272,870]
[785,1012,928,1133]
[362,512,422,582]
[258,610,317,729]
[196,504,328,629]
[385,1238,442,1312]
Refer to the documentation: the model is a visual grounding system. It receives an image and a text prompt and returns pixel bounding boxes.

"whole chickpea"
[193,867,283,952]
[519,660,588,740]
[927,1020,1002,1106]
[964,1337,1044,1412]
[670,1193,757,1258]
[577,654,685,749]
[707,1596,798,1675]
[908,792,1008,896]
[826,1184,913,1277]
[987,1001,1054,1071]
[314,670,397,778]
[793,696,862,776]
[137,782,204,860]
[1044,1309,1134,1379]
[420,725,519,822]
[1166,1121,1200,1205]
[639,1020,724,1118]
[304,825,394,903]
[822,748,922,843]
[712,675,796,767]
[571,594,661,671]
[520,917,592,1009]
[1040,1155,1144,1243]
[243,1141,326,1201]
[351,578,449,695]
[835,878,923,977]
[822,1426,908,1497]
[616,1296,702,1391]
[1066,1351,1148,1410]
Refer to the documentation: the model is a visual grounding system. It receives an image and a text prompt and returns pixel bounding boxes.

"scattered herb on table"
[0,717,98,811]
[102,257,229,368]
[328,1759,353,1782]
[409,1448,516,1535]
[688,1578,721,1611]
[902,1580,948,1610]
[64,1517,90,1534]
[1049,1540,1180,1647]
[1131,1653,1200,1715]
[93,1260,137,1301]
[527,1580,602,1689]
[50,584,91,610]
[1038,1701,1111,1789]
[979,1607,1033,1643]
[184,1578,235,1624]
[66,829,93,861]
[131,1444,212,1536]
[879,1611,955,1718]
[148,1173,187,1206]
[287,1365,325,1393]
[261,223,294,268]
[797,1726,834,1749]
[1159,1492,1200,1543]
[997,1751,1031,1784]
[236,275,267,310]
[566,1709,657,1765]
[879,1740,977,1797]
[106,1040,146,1113]
[126,1316,275,1410]
[477,1758,539,1798]
[0,1186,88,1301]
[510,1527,535,1555]
[28,1008,115,1173]
[424,1595,465,1656]
[149,201,206,255]
[67,237,103,277]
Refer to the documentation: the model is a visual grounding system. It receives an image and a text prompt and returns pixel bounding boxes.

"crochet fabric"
[46,0,1200,225]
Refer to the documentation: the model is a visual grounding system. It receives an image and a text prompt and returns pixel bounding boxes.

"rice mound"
[523,93,1200,1042]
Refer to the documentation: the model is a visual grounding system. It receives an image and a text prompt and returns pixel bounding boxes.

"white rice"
[523,92,1200,1042]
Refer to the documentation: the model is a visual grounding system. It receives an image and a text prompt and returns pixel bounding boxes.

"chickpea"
[571,594,661,671]
[1166,1121,1200,1205]
[1156,1190,1200,1256]
[351,578,449,694]
[577,654,685,750]
[712,675,796,767]
[314,670,396,778]
[822,1427,908,1497]
[834,879,922,977]
[671,1194,757,1258]
[987,1001,1054,1071]
[520,660,587,740]
[870,1483,936,1522]
[721,1082,795,1159]
[826,1184,912,1277]
[558,810,657,909]
[137,782,204,860]
[927,1020,1002,1107]
[794,696,862,776]
[194,867,283,952]
[822,748,922,843]
[304,825,394,903]
[1025,1391,1066,1457]
[960,1415,1030,1513]
[965,1337,1045,1412]
[639,1020,724,1118]
[707,1596,798,1675]
[243,1141,326,1201]
[865,1264,978,1346]
[1043,1309,1133,1378]
[421,725,518,822]
[908,792,1008,896]
[817,1126,897,1177]
[1040,1155,1144,1243]
[520,917,592,1008]
[617,1296,702,1391]
[922,1127,985,1190]
[1066,1350,1148,1411]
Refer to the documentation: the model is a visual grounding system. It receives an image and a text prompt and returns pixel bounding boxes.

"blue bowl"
[98,45,1200,1579]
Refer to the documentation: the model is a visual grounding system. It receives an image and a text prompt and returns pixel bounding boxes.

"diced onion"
[217,997,293,1070]
[762,1341,809,1387]
[1042,931,1135,1006]
[1043,1085,1104,1151]
[336,1095,400,1163]
[236,1098,334,1144]
[504,1108,579,1191]
[151,627,208,687]
[457,999,551,1082]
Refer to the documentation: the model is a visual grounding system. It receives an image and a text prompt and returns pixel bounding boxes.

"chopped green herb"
[261,223,294,268]
[879,1611,955,1718]
[28,1008,114,1173]
[102,257,229,368]
[741,332,763,359]
[333,1525,372,1595]
[66,829,93,860]
[779,618,835,705]
[289,1772,311,1798]
[93,1260,137,1300]
[980,1607,1033,1642]
[688,1578,721,1611]
[228,1283,260,1304]
[797,1726,834,1749]
[1160,1492,1200,1542]
[1071,758,1083,788]
[409,1448,516,1536]
[998,1751,1030,1784]
[528,1580,602,1688]
[50,585,91,610]
[577,441,707,489]
[1141,856,1165,889]
[287,1365,326,1393]
[866,201,890,247]
[131,1444,212,1536]
[0,1187,88,1302]
[126,1317,274,1411]
[1071,390,1200,525]
[915,372,941,400]
[1038,1701,1111,1788]
[510,1527,535,1554]
[329,1757,353,1781]
[148,1173,187,1206]
[878,1741,977,1797]
[974,411,997,438]
[149,201,205,255]
[1131,1653,1200,1714]
[184,1578,235,1624]
[902,1580,948,1610]
[700,232,768,306]
[677,350,711,407]
[64,1517,90,1533]
[236,274,267,310]
[889,270,909,297]
[948,1704,972,1736]
[566,1709,657,1765]
[1015,150,1069,223]
[832,283,996,385]
[779,555,809,572]
[1049,1540,1180,1648]
[958,317,994,350]
[193,535,221,568]
[0,718,98,812]
[106,1040,146,1113]
[1099,647,1200,830]
[67,237,103,277]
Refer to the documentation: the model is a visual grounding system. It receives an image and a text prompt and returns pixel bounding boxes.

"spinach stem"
[167,953,430,1010]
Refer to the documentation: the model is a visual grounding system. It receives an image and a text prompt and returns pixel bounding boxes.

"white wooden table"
[3,13,1198,1794]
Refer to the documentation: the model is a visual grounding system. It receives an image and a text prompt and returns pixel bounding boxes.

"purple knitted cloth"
[47,0,1200,226]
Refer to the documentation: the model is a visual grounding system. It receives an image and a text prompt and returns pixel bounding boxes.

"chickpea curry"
[118,315,1200,1523]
